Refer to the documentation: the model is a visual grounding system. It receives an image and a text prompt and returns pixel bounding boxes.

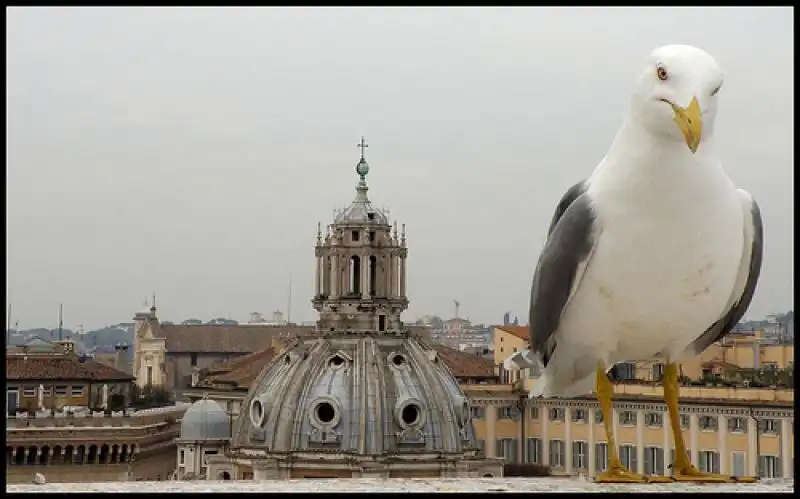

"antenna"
[287,276,293,325]
[58,304,64,341]
[6,302,11,348]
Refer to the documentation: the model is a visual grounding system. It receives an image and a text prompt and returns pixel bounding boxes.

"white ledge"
[6,478,793,493]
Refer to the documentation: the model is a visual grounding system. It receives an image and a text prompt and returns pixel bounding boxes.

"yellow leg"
[594,363,669,483]
[664,362,756,483]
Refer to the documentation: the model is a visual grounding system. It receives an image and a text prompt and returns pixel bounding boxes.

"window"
[595,409,604,423]
[496,438,518,462]
[55,385,68,396]
[728,417,747,433]
[529,407,539,420]
[699,415,718,431]
[652,362,665,380]
[644,446,665,476]
[22,387,35,397]
[758,456,780,478]
[619,411,637,426]
[470,407,485,420]
[475,439,485,451]
[572,441,588,471]
[609,362,636,380]
[512,347,518,353]
[759,419,779,434]
[147,366,153,386]
[697,451,720,473]
[351,231,360,242]
[526,438,542,464]
[731,452,746,477]
[549,408,565,422]
[571,409,587,423]
[368,231,375,241]
[43,386,52,396]
[549,439,565,468]
[680,414,690,429]
[498,406,516,419]
[179,450,185,466]
[595,443,609,472]
[619,445,637,471]
[190,352,198,367]
[71,386,84,397]
[645,412,663,427]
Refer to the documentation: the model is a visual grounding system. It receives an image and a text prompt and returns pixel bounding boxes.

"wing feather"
[529,181,599,367]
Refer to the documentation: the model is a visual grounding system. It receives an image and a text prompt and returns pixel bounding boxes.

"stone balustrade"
[5,478,794,493]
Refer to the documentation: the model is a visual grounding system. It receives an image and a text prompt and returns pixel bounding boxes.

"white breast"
[561,157,745,365]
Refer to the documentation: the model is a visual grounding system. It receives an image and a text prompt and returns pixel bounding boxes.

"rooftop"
[6,353,134,382]
[7,478,792,493]
[494,325,529,341]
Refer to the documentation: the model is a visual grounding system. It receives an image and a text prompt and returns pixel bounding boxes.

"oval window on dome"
[391,354,407,367]
[250,399,265,427]
[401,404,421,426]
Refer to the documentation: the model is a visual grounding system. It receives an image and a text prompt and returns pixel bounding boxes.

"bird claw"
[672,465,758,483]
[595,466,648,483]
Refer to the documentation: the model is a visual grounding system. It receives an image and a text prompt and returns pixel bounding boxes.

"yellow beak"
[665,96,703,153]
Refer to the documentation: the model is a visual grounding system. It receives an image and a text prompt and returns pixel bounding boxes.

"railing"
[6,403,190,429]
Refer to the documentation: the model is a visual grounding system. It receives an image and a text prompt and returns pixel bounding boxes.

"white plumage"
[515,45,762,399]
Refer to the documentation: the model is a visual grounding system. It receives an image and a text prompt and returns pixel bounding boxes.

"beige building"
[488,326,794,480]
[5,341,187,484]
[6,339,134,415]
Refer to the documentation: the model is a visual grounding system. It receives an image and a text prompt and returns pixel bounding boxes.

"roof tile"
[6,354,134,382]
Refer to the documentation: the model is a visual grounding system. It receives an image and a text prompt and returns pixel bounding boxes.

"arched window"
[369,256,377,296]
[349,256,361,294]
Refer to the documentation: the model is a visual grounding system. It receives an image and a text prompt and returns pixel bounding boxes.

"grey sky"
[6,7,794,330]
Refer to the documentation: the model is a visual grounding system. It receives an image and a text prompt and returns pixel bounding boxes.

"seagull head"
[630,45,724,154]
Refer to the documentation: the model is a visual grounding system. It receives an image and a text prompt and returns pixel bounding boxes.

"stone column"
[565,407,573,473]
[315,256,321,296]
[389,254,396,298]
[781,418,792,478]
[331,255,339,297]
[399,257,406,297]
[344,255,351,294]
[542,406,550,466]
[689,413,699,466]
[662,414,671,477]
[718,415,727,474]
[636,409,645,474]
[361,253,370,299]
[588,412,595,477]
[485,405,497,458]
[747,416,758,476]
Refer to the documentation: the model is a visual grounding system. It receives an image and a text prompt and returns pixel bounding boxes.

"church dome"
[180,399,231,442]
[231,335,478,455]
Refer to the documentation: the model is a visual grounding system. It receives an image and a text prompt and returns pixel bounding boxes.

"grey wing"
[687,190,764,355]
[529,181,599,367]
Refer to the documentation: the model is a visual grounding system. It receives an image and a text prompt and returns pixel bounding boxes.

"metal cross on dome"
[357,137,368,160]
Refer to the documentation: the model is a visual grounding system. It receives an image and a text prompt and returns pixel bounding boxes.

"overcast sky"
[6,7,794,330]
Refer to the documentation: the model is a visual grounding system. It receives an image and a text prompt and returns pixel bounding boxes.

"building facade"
[488,326,794,479]
[5,340,187,484]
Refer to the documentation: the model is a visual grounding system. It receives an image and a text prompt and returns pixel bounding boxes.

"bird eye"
[656,66,669,81]
[711,83,722,96]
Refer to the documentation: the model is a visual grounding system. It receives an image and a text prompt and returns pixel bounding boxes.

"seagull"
[507,45,763,484]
